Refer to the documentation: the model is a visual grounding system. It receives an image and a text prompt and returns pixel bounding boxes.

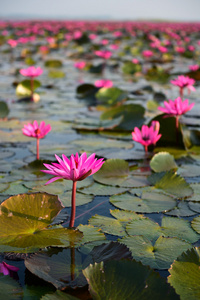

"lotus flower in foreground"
[22,120,51,159]
[132,121,161,153]
[42,152,104,227]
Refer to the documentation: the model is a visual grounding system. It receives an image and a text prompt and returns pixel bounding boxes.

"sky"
[1,0,200,21]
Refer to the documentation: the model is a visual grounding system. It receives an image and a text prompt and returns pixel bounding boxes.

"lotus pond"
[0,20,200,299]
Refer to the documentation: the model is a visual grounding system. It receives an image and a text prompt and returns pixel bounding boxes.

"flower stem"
[36,138,40,160]
[69,181,77,228]
[30,78,34,101]
[180,87,183,99]
[144,145,148,154]
[70,245,75,281]
[176,116,179,145]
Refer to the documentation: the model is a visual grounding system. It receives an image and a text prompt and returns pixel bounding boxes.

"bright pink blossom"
[74,61,86,69]
[189,65,199,71]
[20,66,43,78]
[7,39,18,48]
[109,44,119,50]
[158,97,194,117]
[42,152,104,228]
[94,79,113,88]
[22,120,51,139]
[89,33,97,40]
[171,75,195,97]
[158,46,168,53]
[42,152,104,184]
[95,50,112,59]
[22,120,51,160]
[0,262,19,276]
[132,58,139,64]
[132,121,161,153]
[142,50,153,58]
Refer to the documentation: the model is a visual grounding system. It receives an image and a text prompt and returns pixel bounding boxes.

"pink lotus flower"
[42,152,104,227]
[170,75,195,98]
[175,46,185,54]
[109,44,119,50]
[22,120,51,160]
[89,33,97,40]
[101,39,109,45]
[142,50,153,58]
[158,46,168,53]
[158,97,194,128]
[189,65,199,71]
[74,61,86,70]
[0,262,19,276]
[20,66,43,100]
[7,39,18,48]
[95,50,112,59]
[132,58,139,64]
[20,66,43,78]
[132,121,161,153]
[94,79,113,88]
[158,97,194,117]
[188,45,195,51]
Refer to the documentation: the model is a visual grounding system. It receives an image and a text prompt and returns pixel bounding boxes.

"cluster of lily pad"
[0,19,200,299]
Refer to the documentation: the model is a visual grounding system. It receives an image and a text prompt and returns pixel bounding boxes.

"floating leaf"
[16,79,41,96]
[122,61,142,74]
[93,159,148,187]
[168,247,200,300]
[45,59,63,68]
[76,84,98,100]
[165,201,197,217]
[148,170,193,198]
[96,87,128,106]
[78,182,129,196]
[59,191,94,207]
[177,164,200,177]
[83,260,179,300]
[0,274,23,299]
[110,191,176,213]
[0,101,9,118]
[41,291,79,300]
[150,152,178,172]
[191,216,200,234]
[77,224,106,246]
[89,215,126,236]
[151,114,185,149]
[119,235,191,269]
[100,103,145,130]
[0,193,82,252]
[25,242,131,289]
[48,70,65,78]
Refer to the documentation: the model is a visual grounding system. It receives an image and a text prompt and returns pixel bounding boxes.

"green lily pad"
[48,70,65,78]
[59,191,94,207]
[150,152,178,172]
[72,116,123,131]
[25,242,132,289]
[122,61,142,74]
[78,182,129,196]
[100,103,145,130]
[89,215,126,236]
[148,170,193,198]
[186,183,200,202]
[188,201,200,213]
[77,224,106,246]
[168,247,200,300]
[1,180,29,195]
[165,201,197,217]
[191,215,200,234]
[0,274,23,299]
[110,190,176,213]
[83,260,179,300]
[16,79,41,96]
[110,209,145,223]
[96,87,128,106]
[177,164,200,177]
[0,101,9,118]
[93,158,148,187]
[45,59,63,68]
[126,216,199,243]
[76,84,98,100]
[119,235,192,269]
[0,193,82,252]
[22,284,55,300]
[151,114,185,149]
[41,291,79,300]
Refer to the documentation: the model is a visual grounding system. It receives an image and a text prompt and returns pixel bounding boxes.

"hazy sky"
[1,0,200,21]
